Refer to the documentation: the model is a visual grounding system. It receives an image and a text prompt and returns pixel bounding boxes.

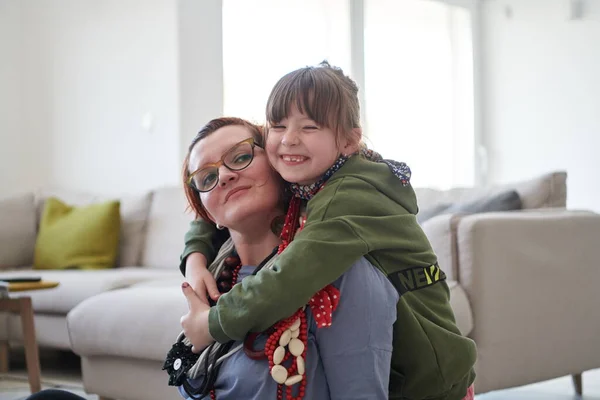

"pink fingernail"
[182,282,190,289]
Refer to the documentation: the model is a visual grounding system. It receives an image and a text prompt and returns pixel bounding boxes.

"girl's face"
[267,106,350,185]
[188,125,282,230]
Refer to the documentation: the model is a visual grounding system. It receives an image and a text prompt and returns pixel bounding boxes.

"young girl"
[180,62,477,400]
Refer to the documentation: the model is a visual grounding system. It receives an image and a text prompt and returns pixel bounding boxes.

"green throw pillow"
[34,197,121,270]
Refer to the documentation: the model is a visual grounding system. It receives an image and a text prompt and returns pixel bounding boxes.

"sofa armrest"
[455,210,600,392]
[421,213,467,281]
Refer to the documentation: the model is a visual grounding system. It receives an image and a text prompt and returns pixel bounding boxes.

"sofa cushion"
[504,171,566,209]
[132,277,185,288]
[67,279,474,363]
[417,190,523,225]
[414,171,566,211]
[0,193,37,269]
[100,192,153,267]
[140,187,194,269]
[35,188,153,267]
[416,203,451,225]
[444,190,522,214]
[68,285,187,361]
[0,268,180,314]
[34,197,121,270]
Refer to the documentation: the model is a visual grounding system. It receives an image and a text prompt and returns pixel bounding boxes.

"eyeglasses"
[187,137,259,193]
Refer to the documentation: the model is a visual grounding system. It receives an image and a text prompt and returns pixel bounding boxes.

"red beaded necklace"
[266,196,340,400]
[267,197,309,400]
[211,195,340,400]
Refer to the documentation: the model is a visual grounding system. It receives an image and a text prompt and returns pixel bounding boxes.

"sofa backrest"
[414,171,567,211]
[139,186,194,269]
[1,186,194,270]
[0,193,37,269]
[4,171,567,270]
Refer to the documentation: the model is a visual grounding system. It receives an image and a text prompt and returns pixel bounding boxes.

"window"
[222,0,476,188]
[222,0,351,125]
[364,0,475,189]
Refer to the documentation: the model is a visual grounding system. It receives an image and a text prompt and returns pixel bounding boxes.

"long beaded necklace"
[211,175,343,399]
[210,197,340,400]
[265,196,340,400]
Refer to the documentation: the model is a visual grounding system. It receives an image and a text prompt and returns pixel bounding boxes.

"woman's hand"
[180,282,215,353]
[185,252,220,305]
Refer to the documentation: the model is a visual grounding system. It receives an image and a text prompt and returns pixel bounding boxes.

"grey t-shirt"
[179,256,398,399]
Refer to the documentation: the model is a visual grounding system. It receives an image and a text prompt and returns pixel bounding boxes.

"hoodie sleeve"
[178,219,229,276]
[208,176,436,342]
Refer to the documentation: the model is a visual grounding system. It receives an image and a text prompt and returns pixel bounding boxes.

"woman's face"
[188,125,283,230]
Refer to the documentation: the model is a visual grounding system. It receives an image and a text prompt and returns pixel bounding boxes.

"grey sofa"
[1,171,599,399]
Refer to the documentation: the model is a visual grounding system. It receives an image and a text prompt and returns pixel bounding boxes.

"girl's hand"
[185,252,220,305]
[180,282,215,353]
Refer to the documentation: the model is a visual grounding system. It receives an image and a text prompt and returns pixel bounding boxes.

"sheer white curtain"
[222,0,475,189]
[222,0,351,125]
[364,0,474,189]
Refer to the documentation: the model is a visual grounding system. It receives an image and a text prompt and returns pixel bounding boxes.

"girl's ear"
[342,128,362,155]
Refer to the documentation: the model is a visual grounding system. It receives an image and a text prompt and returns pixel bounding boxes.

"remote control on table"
[1,277,43,283]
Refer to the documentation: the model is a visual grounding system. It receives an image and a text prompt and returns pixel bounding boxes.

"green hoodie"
[180,155,477,400]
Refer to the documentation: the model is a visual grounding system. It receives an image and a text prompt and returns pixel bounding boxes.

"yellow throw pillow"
[34,197,121,270]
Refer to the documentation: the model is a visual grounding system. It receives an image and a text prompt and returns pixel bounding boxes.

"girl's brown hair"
[266,61,361,145]
[182,117,264,221]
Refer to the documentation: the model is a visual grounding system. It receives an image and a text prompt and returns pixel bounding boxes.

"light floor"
[478,369,600,400]
[1,349,599,400]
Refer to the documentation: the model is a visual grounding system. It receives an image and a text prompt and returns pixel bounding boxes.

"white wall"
[46,0,180,196]
[0,0,227,198]
[7,0,599,208]
[0,1,48,196]
[1,0,182,197]
[177,0,223,162]
[482,0,600,211]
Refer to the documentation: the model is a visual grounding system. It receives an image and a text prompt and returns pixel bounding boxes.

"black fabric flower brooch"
[162,337,199,386]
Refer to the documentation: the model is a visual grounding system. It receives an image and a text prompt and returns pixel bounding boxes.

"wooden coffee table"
[0,280,60,393]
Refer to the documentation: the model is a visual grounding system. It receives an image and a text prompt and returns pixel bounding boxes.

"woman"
[27,117,398,400]
[175,117,398,399]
